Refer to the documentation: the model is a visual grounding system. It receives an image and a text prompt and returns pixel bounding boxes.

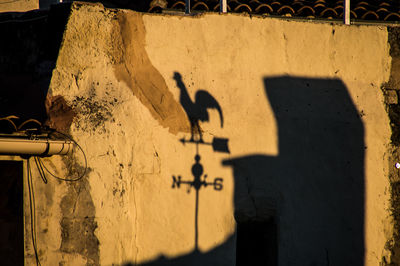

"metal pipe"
[344,0,350,25]
[220,0,227,13]
[0,138,73,156]
[185,0,190,14]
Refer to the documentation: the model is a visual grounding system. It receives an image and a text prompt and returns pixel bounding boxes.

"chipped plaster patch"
[45,95,76,133]
[113,11,190,135]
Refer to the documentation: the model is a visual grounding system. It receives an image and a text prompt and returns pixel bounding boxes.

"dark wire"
[26,130,87,265]
[0,15,48,24]
[35,130,88,182]
[34,157,48,184]
[22,126,86,265]
[27,158,41,266]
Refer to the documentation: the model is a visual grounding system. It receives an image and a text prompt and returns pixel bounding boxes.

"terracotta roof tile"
[150,0,400,22]
[320,7,338,18]
[192,1,210,10]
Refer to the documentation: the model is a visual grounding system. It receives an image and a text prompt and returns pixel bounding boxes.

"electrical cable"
[35,130,88,182]
[27,158,42,266]
[24,128,87,265]
[1,116,86,263]
[0,15,48,24]
[34,156,48,184]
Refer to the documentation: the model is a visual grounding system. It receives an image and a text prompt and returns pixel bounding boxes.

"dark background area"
[0,161,23,266]
[0,3,71,124]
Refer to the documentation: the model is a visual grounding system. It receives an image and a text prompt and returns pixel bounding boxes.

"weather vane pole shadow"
[171,72,230,251]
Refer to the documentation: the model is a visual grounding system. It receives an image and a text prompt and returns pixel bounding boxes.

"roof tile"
[149,0,400,22]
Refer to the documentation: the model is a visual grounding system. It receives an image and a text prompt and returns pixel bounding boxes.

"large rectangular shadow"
[224,77,364,265]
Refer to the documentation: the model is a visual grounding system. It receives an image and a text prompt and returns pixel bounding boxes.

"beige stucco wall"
[23,3,395,265]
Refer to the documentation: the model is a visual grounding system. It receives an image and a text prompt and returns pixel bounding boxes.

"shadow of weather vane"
[171,72,230,251]
[173,72,223,142]
[172,137,229,251]
[172,138,228,193]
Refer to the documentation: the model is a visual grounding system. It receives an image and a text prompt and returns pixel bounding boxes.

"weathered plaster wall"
[20,2,397,265]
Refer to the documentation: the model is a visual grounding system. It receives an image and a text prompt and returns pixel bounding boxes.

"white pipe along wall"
[0,138,73,156]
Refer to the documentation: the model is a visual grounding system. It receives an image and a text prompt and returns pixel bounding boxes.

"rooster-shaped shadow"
[173,72,223,142]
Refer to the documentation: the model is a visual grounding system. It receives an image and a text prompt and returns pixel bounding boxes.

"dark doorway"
[236,218,277,266]
[0,161,24,266]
